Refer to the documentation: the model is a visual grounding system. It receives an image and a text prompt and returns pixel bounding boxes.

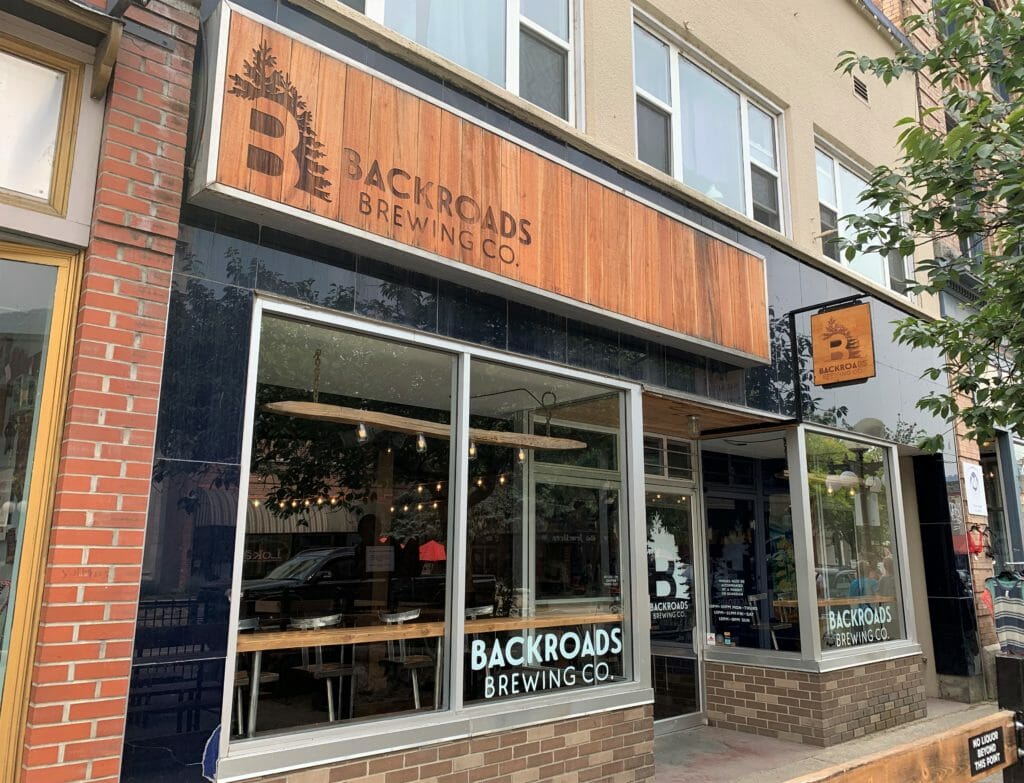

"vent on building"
[853,76,869,102]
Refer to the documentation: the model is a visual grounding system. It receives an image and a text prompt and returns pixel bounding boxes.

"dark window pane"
[341,0,365,10]
[819,205,840,261]
[644,436,664,476]
[888,251,910,294]
[520,29,568,119]
[750,166,780,231]
[637,98,671,174]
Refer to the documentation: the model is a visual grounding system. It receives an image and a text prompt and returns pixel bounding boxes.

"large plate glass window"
[231,312,634,745]
[804,432,904,651]
[464,360,627,704]
[235,316,456,736]
[370,0,574,121]
[632,21,784,232]
[815,148,912,295]
[701,433,799,652]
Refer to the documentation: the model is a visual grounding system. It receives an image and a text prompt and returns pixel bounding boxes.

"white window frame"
[631,12,788,236]
[815,144,915,297]
[216,297,651,781]
[363,0,579,125]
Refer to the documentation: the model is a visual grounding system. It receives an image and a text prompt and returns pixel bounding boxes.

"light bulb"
[416,433,427,453]
[517,448,526,462]
[389,505,396,513]
[356,422,368,443]
[417,503,424,511]
[499,475,507,486]
[476,477,484,487]
[436,482,442,492]
[252,499,261,508]
[316,497,324,505]
[329,496,338,505]
[469,441,477,460]
[417,485,424,494]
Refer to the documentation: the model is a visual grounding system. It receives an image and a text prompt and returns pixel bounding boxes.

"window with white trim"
[815,148,913,295]
[632,21,784,232]
[363,0,575,121]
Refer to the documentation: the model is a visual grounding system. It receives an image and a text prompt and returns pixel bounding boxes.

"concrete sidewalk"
[654,699,1006,783]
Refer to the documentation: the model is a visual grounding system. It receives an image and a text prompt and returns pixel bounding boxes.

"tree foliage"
[838,0,1024,441]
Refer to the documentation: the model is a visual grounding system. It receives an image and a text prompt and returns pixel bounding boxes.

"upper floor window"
[632,21,784,232]
[363,0,574,121]
[815,148,912,295]
[0,36,82,216]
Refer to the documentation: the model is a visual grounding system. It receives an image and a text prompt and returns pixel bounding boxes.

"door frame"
[645,477,706,735]
[0,242,81,782]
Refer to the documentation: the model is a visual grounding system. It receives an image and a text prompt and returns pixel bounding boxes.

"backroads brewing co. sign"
[810,302,876,387]
[193,5,772,366]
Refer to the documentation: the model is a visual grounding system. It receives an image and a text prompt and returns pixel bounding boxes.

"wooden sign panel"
[202,8,770,363]
[811,302,876,387]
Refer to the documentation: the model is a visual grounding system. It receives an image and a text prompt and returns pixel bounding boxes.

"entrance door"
[645,489,701,728]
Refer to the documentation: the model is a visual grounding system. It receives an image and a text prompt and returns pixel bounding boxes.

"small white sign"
[705,633,717,647]
[962,461,988,517]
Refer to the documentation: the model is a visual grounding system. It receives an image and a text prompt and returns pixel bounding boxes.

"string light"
[436,482,443,492]
[499,475,506,486]
[316,497,324,505]
[476,477,484,487]
[416,433,427,453]
[469,441,477,460]
[303,499,311,507]
[356,422,368,443]
[291,500,299,508]
[417,485,424,494]
[432,501,439,509]
[278,501,286,509]
[389,505,396,513]
[416,503,424,511]
[517,448,526,462]
[329,497,338,506]
[403,505,410,512]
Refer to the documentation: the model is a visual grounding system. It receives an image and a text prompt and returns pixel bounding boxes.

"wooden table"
[236,612,622,737]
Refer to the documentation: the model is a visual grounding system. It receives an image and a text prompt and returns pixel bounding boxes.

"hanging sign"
[192,4,771,366]
[810,302,876,387]
[962,461,988,516]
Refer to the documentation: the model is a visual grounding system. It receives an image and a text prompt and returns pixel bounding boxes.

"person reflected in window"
[878,556,896,598]
[849,560,879,598]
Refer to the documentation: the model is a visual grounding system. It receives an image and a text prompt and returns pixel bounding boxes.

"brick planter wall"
[18,1,198,780]
[705,655,926,746]
[247,706,655,783]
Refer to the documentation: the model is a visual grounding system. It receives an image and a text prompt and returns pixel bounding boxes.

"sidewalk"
[654,699,1006,783]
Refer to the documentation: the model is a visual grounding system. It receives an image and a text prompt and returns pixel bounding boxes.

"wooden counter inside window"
[235,612,623,653]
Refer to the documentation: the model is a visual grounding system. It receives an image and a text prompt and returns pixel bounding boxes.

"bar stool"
[232,668,280,736]
[379,609,434,710]
[290,613,354,722]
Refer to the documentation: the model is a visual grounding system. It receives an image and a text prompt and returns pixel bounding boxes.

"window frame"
[814,144,915,296]
[0,32,83,218]
[363,0,579,124]
[630,13,788,235]
[217,297,650,780]
[701,425,920,673]
[0,242,81,781]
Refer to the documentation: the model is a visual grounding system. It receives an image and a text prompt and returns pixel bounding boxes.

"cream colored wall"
[583,0,939,316]
[585,0,914,253]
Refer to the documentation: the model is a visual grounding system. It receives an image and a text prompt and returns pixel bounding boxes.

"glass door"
[645,489,701,726]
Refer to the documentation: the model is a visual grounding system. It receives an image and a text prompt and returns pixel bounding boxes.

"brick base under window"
[249,706,654,783]
[705,655,926,746]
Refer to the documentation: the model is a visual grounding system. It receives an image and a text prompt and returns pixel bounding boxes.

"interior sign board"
[968,727,1004,776]
[810,302,876,388]
[962,461,988,517]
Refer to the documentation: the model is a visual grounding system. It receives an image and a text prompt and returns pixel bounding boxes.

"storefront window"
[0,258,57,698]
[464,360,626,704]
[805,432,904,651]
[233,312,633,741]
[236,315,456,735]
[703,436,799,652]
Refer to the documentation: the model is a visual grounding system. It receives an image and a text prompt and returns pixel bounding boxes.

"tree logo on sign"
[228,40,331,202]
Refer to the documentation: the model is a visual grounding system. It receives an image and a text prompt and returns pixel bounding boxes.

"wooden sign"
[810,302,875,387]
[195,6,770,364]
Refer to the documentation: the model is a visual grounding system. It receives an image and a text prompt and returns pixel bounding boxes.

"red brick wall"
[248,707,655,783]
[18,3,198,781]
[705,656,926,746]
